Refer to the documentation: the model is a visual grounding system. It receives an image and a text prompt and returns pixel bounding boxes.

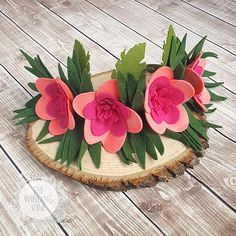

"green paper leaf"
[202,52,218,59]
[88,143,101,168]
[147,64,161,73]
[13,107,35,119]
[15,115,39,125]
[25,94,41,108]
[67,57,80,95]
[58,63,68,84]
[209,90,227,101]
[36,121,49,141]
[117,150,130,165]
[80,68,93,93]
[200,120,222,129]
[131,132,146,169]
[77,139,88,169]
[24,66,44,78]
[204,82,224,88]
[205,103,214,108]
[113,43,146,81]
[188,36,207,63]
[206,108,217,114]
[61,131,71,164]
[39,135,63,144]
[183,127,202,151]
[36,55,53,78]
[164,130,190,147]
[121,137,137,163]
[145,135,158,160]
[28,82,38,92]
[127,73,137,104]
[132,91,144,112]
[137,70,147,92]
[162,25,176,66]
[117,71,127,104]
[202,70,216,77]
[55,132,68,161]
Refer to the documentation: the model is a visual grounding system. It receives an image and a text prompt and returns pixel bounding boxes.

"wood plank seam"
[83,0,236,96]
[134,0,236,56]
[180,0,236,28]
[0,144,70,236]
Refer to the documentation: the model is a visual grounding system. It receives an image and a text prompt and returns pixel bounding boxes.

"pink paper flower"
[35,78,75,135]
[73,80,143,153]
[144,66,194,134]
[183,52,211,112]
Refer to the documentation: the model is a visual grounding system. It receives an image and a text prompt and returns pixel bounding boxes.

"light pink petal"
[84,119,109,145]
[35,97,55,120]
[97,79,120,100]
[145,112,167,134]
[67,101,75,130]
[150,66,174,83]
[187,51,204,69]
[144,86,151,113]
[73,92,96,118]
[170,80,195,103]
[126,108,143,133]
[56,78,74,101]
[183,68,204,95]
[193,59,206,76]
[49,119,68,136]
[166,105,189,132]
[200,87,211,105]
[102,132,126,153]
[110,116,127,136]
[35,78,57,98]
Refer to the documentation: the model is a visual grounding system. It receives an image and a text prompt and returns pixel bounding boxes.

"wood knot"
[140,200,162,213]
[10,128,23,140]
[16,54,26,63]
[228,176,236,186]
[62,0,72,7]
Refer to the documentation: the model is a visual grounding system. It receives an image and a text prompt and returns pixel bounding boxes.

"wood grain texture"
[0,148,65,236]
[36,0,236,93]
[182,0,236,26]
[0,67,164,235]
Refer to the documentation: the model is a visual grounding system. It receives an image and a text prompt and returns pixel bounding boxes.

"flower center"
[96,98,120,123]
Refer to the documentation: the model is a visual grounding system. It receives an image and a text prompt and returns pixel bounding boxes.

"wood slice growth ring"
[26,71,204,191]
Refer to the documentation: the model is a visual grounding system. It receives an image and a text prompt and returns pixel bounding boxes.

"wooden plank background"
[0,0,236,235]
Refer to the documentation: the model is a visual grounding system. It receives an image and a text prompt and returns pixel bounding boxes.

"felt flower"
[144,66,194,134]
[35,78,75,135]
[183,52,211,112]
[73,80,143,153]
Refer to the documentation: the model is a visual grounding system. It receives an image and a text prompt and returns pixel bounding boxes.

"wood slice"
[25,71,202,191]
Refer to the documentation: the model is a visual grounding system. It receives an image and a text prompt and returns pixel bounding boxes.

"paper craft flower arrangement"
[14,26,226,169]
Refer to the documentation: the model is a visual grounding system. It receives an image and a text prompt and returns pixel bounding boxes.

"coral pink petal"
[166,105,189,132]
[49,119,68,135]
[102,132,126,153]
[170,80,195,103]
[56,78,74,101]
[97,79,120,100]
[67,101,75,130]
[110,116,127,137]
[36,78,57,98]
[187,51,203,69]
[84,119,109,145]
[144,87,151,113]
[145,112,167,134]
[200,87,211,105]
[35,97,55,120]
[73,92,96,118]
[126,108,143,133]
[183,68,204,95]
[150,66,174,83]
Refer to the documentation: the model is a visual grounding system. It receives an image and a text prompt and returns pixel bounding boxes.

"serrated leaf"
[36,55,53,78]
[25,94,41,108]
[200,120,222,129]
[113,43,146,81]
[202,70,216,77]
[39,135,63,144]
[28,82,38,92]
[162,25,176,66]
[189,36,207,63]
[15,115,39,125]
[67,57,80,95]
[132,91,144,111]
[202,52,218,59]
[131,132,146,169]
[88,143,101,168]
[117,71,127,104]
[24,66,44,78]
[80,68,93,93]
[205,82,224,88]
[13,107,35,119]
[137,69,147,92]
[77,139,88,169]
[209,90,227,101]
[36,121,49,141]
[14,108,29,114]
[127,73,137,104]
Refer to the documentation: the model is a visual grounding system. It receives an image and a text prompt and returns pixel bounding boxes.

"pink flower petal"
[49,119,68,135]
[170,80,194,103]
[35,97,56,120]
[84,119,109,145]
[36,78,57,98]
[91,119,111,136]
[102,132,126,153]
[83,100,97,119]
[67,101,75,130]
[193,59,206,76]
[150,66,174,84]
[56,78,74,101]
[126,108,143,133]
[110,116,127,136]
[97,79,120,100]
[145,112,167,134]
[166,105,189,132]
[187,51,204,69]
[117,102,131,119]
[73,92,96,118]
[200,87,211,105]
[183,68,204,95]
